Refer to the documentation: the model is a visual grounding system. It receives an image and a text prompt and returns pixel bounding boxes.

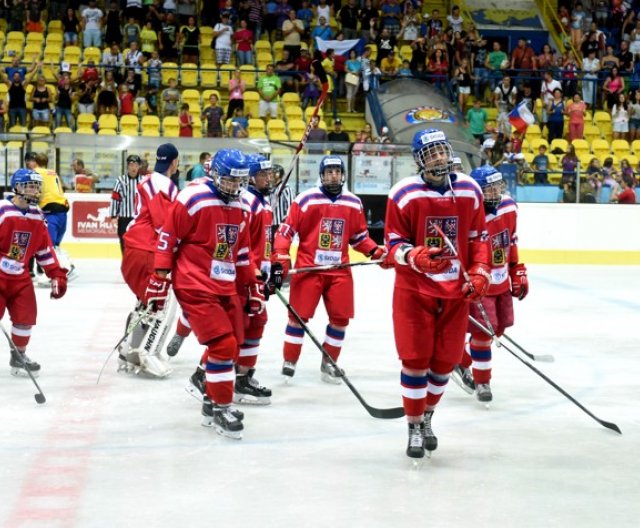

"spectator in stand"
[147,50,162,90]
[211,12,232,68]
[98,71,119,115]
[537,43,555,71]
[339,0,360,40]
[234,19,254,66]
[228,107,249,138]
[62,7,81,47]
[295,47,313,75]
[581,48,600,108]
[282,9,304,60]
[570,2,586,50]
[300,71,322,110]
[140,20,159,59]
[297,1,314,40]
[202,93,225,137]
[148,0,165,31]
[540,70,562,134]
[601,45,620,74]
[617,41,634,75]
[54,74,75,131]
[311,16,334,41]
[603,67,624,110]
[511,38,536,76]
[186,153,211,181]
[180,15,200,65]
[494,74,517,137]
[257,63,282,119]
[359,0,378,42]
[178,103,193,137]
[315,0,333,28]
[227,68,246,120]
[30,75,52,128]
[399,59,412,77]
[159,12,180,62]
[398,4,420,45]
[380,49,401,80]
[628,89,640,141]
[466,98,487,144]
[516,82,537,116]
[454,57,472,114]
[328,118,350,142]
[82,1,104,48]
[485,41,508,89]
[427,49,448,91]
[307,115,327,142]
[381,0,403,37]
[124,16,142,46]
[264,0,279,41]
[560,145,579,202]
[611,173,637,203]
[125,0,144,23]
[447,5,464,33]
[471,34,488,99]
[345,49,361,113]
[561,51,579,97]
[532,144,549,184]
[104,1,123,46]
[119,84,135,116]
[125,42,145,91]
[276,49,298,94]
[546,88,565,143]
[176,0,197,25]
[77,75,98,116]
[1,63,36,128]
[611,93,630,140]
[102,44,124,84]
[565,92,586,141]
[373,26,397,63]
[162,78,181,116]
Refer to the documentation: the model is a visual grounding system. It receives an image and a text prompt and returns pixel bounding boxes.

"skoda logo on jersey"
[230,168,250,177]
[420,131,446,144]
[213,265,221,275]
[486,173,502,183]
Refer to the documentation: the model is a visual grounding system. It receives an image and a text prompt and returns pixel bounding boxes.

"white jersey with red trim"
[485,195,519,296]
[124,172,178,252]
[0,198,62,279]
[274,186,377,271]
[241,187,273,277]
[154,180,258,295]
[384,173,491,299]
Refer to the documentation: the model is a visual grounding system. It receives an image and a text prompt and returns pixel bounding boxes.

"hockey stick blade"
[274,289,404,419]
[500,332,555,362]
[290,259,383,274]
[1,323,46,404]
[469,315,621,434]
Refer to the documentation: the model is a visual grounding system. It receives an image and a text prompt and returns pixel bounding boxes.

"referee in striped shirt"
[109,154,143,254]
[271,163,295,228]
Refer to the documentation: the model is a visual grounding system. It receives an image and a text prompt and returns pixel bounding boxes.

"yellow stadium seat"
[257,52,273,70]
[270,131,290,141]
[579,154,594,168]
[202,89,221,105]
[46,33,63,47]
[22,44,42,62]
[288,118,306,140]
[525,123,542,139]
[272,41,284,62]
[591,138,610,158]
[240,65,256,89]
[76,128,95,135]
[530,138,549,151]
[200,45,215,62]
[243,90,260,117]
[25,32,44,46]
[48,20,63,33]
[53,126,73,134]
[180,63,198,87]
[520,138,531,153]
[282,92,301,105]
[255,41,271,54]
[161,62,179,86]
[249,129,268,139]
[77,113,96,129]
[267,119,286,135]
[98,128,117,135]
[284,106,303,120]
[83,47,101,64]
[572,139,590,157]
[400,45,413,61]
[200,62,218,87]
[182,88,200,107]
[43,45,62,63]
[98,114,118,131]
[192,115,203,138]
[584,124,601,142]
[625,154,638,166]
[304,106,324,120]
[6,31,25,47]
[3,42,24,61]
[30,126,51,135]
[141,115,161,136]
[162,116,180,137]
[200,26,214,42]
[631,139,640,154]
[218,64,235,86]
[120,115,139,136]
[549,138,568,154]
[63,46,81,64]
[593,110,612,136]
[611,139,631,158]
[248,118,265,134]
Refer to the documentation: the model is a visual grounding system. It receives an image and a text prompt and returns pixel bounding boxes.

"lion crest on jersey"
[425,217,458,257]
[491,228,510,265]
[214,224,239,260]
[318,218,344,250]
[7,231,31,261]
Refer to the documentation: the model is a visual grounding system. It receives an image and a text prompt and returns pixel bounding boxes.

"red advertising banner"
[72,200,117,239]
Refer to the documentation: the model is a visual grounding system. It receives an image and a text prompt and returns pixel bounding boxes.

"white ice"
[0,261,638,528]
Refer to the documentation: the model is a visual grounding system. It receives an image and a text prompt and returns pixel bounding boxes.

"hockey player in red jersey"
[272,156,385,383]
[451,165,529,404]
[384,129,492,459]
[0,169,67,376]
[119,143,179,376]
[148,149,265,439]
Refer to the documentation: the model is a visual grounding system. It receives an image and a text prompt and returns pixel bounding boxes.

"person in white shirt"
[82,0,104,48]
[539,70,562,133]
[447,5,464,33]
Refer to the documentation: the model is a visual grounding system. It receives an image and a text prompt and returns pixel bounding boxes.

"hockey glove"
[50,269,68,299]
[246,282,266,315]
[462,263,491,302]
[509,263,529,300]
[406,246,452,274]
[268,262,284,293]
[369,245,391,268]
[272,251,291,281]
[144,272,171,311]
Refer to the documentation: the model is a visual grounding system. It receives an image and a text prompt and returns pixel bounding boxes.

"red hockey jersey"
[274,187,378,272]
[0,198,62,279]
[485,195,520,296]
[154,181,258,295]
[241,187,273,277]
[385,174,491,299]
[124,172,178,252]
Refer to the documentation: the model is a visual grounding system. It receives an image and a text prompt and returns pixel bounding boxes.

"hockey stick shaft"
[498,332,554,362]
[468,315,621,434]
[274,289,404,419]
[1,322,46,404]
[273,83,329,205]
[290,259,383,274]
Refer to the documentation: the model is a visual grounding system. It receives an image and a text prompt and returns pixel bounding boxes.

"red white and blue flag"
[508,102,535,134]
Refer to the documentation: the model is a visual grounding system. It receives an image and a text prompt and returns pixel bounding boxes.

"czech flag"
[508,102,535,134]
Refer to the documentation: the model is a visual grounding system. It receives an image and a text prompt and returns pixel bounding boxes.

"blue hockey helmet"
[210,149,250,202]
[411,128,454,186]
[470,165,503,209]
[11,168,43,205]
[318,155,345,195]
[247,154,274,195]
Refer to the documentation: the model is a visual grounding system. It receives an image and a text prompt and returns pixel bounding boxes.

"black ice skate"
[423,410,438,453]
[451,365,475,394]
[10,350,40,377]
[233,368,272,405]
[320,360,343,385]
[476,383,493,403]
[201,397,244,439]
[281,360,296,379]
[406,422,426,459]
[187,368,244,419]
[166,334,185,357]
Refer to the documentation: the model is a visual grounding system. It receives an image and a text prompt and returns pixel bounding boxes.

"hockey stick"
[498,332,554,362]
[1,323,46,404]
[468,315,621,434]
[290,259,383,274]
[96,305,152,384]
[274,289,405,419]
[273,82,329,206]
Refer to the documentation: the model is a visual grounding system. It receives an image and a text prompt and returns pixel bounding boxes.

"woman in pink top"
[565,93,586,141]
[226,68,246,120]
[603,66,624,110]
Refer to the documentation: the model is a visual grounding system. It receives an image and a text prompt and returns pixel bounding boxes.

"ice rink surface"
[1,260,638,528]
